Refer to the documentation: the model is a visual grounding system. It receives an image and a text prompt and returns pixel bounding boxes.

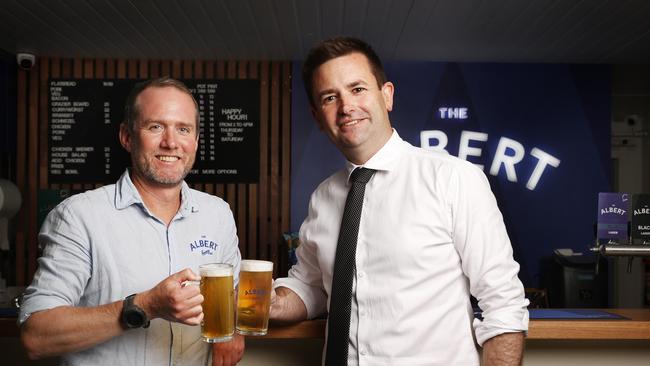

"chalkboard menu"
[48,79,260,184]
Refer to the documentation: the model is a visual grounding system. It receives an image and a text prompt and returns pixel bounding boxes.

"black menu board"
[48,79,260,184]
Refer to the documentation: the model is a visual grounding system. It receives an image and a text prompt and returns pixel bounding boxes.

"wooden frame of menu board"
[14,58,292,285]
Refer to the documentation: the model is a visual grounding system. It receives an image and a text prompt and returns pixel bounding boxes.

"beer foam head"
[199,263,233,277]
[240,260,273,272]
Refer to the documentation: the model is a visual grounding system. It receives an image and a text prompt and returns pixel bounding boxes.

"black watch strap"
[121,294,150,329]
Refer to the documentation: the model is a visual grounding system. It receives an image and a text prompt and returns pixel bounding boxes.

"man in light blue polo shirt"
[19,77,243,366]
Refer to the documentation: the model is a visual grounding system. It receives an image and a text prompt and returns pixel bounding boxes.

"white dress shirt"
[275,130,529,366]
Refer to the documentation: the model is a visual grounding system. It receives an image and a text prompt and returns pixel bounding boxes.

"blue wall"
[291,61,611,287]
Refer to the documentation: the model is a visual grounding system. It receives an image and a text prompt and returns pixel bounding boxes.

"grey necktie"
[325,167,377,366]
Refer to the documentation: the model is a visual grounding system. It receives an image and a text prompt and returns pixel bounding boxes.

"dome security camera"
[17,53,36,70]
[626,114,641,126]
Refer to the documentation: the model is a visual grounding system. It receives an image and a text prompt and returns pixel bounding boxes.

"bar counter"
[2,308,649,339]
[2,309,649,365]
[251,309,650,366]
[264,309,650,340]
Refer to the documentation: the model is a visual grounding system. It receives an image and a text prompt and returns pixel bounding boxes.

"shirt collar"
[114,169,198,215]
[344,129,405,181]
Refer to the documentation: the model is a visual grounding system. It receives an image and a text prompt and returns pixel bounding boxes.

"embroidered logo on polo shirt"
[189,235,219,256]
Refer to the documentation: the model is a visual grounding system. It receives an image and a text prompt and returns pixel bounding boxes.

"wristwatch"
[120,294,150,329]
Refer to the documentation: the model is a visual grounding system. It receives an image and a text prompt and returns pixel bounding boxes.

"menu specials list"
[49,80,123,180]
[48,79,260,184]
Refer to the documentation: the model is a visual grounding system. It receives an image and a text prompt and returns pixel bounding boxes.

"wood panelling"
[14,58,292,284]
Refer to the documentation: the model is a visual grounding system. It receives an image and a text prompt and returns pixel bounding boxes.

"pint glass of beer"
[236,260,273,336]
[199,263,234,343]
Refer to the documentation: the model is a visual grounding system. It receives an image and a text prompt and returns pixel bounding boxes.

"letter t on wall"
[526,148,561,190]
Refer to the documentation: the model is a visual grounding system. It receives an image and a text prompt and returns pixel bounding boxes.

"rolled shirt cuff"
[273,277,327,319]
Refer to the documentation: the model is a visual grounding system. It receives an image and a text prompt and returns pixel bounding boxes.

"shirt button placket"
[357,265,367,364]
[356,221,368,365]
[171,323,182,365]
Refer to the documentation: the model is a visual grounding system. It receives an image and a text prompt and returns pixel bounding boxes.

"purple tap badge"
[631,194,650,243]
[597,192,629,242]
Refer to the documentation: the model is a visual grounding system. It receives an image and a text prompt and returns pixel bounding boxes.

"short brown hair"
[302,36,387,107]
[123,77,199,133]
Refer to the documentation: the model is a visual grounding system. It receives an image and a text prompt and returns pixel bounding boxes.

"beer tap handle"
[626,257,634,273]
[589,238,602,275]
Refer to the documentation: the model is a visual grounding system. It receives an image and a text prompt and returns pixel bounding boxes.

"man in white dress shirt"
[271,37,529,365]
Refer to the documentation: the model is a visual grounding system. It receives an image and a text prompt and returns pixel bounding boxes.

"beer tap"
[589,241,650,273]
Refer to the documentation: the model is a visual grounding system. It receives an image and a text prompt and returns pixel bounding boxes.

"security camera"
[626,115,640,126]
[17,53,36,70]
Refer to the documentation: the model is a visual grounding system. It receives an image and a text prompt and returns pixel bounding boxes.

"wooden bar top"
[2,309,650,340]
[264,309,650,340]
[527,309,650,340]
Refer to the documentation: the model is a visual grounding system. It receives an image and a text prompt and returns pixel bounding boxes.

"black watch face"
[125,310,145,327]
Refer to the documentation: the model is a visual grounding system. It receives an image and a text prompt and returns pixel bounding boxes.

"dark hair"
[123,76,199,133]
[302,36,387,107]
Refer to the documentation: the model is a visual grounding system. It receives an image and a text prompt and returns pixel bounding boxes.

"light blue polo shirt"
[20,169,241,365]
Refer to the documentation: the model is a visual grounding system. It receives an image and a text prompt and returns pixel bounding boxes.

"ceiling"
[1,0,650,64]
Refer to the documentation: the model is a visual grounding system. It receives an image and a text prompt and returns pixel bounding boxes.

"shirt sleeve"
[19,196,92,325]
[448,161,529,346]
[273,194,328,319]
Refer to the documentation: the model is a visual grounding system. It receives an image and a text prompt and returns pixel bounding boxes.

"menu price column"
[193,83,219,175]
[102,81,114,176]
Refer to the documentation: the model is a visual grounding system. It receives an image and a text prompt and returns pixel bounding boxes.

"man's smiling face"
[121,86,198,187]
[310,52,394,164]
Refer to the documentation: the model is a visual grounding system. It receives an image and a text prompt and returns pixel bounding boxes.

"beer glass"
[199,263,234,343]
[236,260,273,336]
